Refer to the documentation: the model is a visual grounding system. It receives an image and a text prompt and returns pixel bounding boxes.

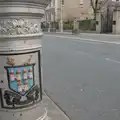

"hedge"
[78,19,95,30]
[63,23,73,30]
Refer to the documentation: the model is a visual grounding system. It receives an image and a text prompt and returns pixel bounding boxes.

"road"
[42,34,120,120]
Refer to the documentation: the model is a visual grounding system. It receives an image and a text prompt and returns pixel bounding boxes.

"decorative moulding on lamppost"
[0,0,51,120]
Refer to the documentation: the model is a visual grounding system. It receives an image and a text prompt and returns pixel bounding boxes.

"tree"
[90,0,101,20]
[90,0,108,29]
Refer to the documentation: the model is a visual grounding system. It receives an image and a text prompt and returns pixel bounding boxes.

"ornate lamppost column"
[0,0,50,120]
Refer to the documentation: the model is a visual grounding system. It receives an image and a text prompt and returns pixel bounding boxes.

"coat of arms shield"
[4,64,35,96]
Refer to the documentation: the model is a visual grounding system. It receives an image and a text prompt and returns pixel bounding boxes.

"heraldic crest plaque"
[5,64,35,96]
[0,51,42,109]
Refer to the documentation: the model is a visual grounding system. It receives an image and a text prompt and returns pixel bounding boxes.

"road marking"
[105,58,120,64]
[47,32,120,37]
[80,33,120,37]
[72,40,102,45]
[45,34,120,64]
[77,51,120,64]
[76,51,120,64]
[46,35,103,45]
[45,34,120,45]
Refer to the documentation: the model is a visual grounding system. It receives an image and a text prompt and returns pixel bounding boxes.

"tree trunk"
[92,12,97,30]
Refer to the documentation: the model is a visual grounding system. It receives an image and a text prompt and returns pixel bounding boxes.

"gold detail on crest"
[24,55,33,65]
[6,55,33,66]
[6,56,15,66]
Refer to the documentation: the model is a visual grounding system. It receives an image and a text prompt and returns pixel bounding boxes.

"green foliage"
[78,19,95,30]
[63,22,73,30]
[51,22,59,29]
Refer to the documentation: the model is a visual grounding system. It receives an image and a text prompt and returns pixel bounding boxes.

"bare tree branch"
[90,0,95,11]
[95,0,99,10]
[90,0,109,20]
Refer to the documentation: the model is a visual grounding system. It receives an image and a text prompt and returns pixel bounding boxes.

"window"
[61,0,64,5]
[51,0,55,7]
[80,0,83,5]
[96,21,99,25]
[53,0,55,5]
[90,1,92,6]
[113,21,116,25]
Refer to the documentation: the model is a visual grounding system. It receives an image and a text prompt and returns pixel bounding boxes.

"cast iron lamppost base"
[0,0,51,120]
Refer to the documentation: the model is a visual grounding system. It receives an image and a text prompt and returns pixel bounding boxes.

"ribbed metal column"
[0,1,50,120]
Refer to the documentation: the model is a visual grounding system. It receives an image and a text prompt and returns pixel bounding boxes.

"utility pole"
[60,0,64,32]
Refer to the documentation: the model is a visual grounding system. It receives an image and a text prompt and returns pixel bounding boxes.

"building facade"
[45,0,56,23]
[59,0,94,21]
[43,0,94,27]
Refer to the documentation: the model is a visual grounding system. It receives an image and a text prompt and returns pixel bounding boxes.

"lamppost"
[60,0,64,32]
[0,0,51,120]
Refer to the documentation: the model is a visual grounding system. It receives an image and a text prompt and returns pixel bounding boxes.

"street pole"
[0,0,50,120]
[60,0,63,32]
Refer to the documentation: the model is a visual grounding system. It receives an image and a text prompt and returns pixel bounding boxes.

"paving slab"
[42,94,70,120]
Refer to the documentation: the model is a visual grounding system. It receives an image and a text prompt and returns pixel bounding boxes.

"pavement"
[42,33,120,120]
[44,32,120,43]
[45,31,120,36]
[42,93,70,120]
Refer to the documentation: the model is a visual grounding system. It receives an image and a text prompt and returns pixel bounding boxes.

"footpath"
[44,32,120,43]
[42,93,70,120]
[45,31,120,36]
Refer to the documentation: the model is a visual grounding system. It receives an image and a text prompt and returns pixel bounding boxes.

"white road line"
[72,40,103,45]
[45,34,120,45]
[105,58,120,64]
[81,33,120,37]
[46,35,103,44]
[77,51,120,64]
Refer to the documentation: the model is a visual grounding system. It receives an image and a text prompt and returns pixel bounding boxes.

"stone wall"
[113,9,120,34]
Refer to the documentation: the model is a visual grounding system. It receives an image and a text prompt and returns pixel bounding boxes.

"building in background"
[42,0,94,30]
[59,0,94,21]
[42,0,56,29]
[42,0,120,34]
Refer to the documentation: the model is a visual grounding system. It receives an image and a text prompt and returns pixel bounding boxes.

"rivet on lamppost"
[0,0,51,120]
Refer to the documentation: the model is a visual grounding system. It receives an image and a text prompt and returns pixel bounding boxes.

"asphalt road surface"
[42,34,120,120]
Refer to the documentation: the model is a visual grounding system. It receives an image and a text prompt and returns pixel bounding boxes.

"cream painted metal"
[0,0,51,120]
